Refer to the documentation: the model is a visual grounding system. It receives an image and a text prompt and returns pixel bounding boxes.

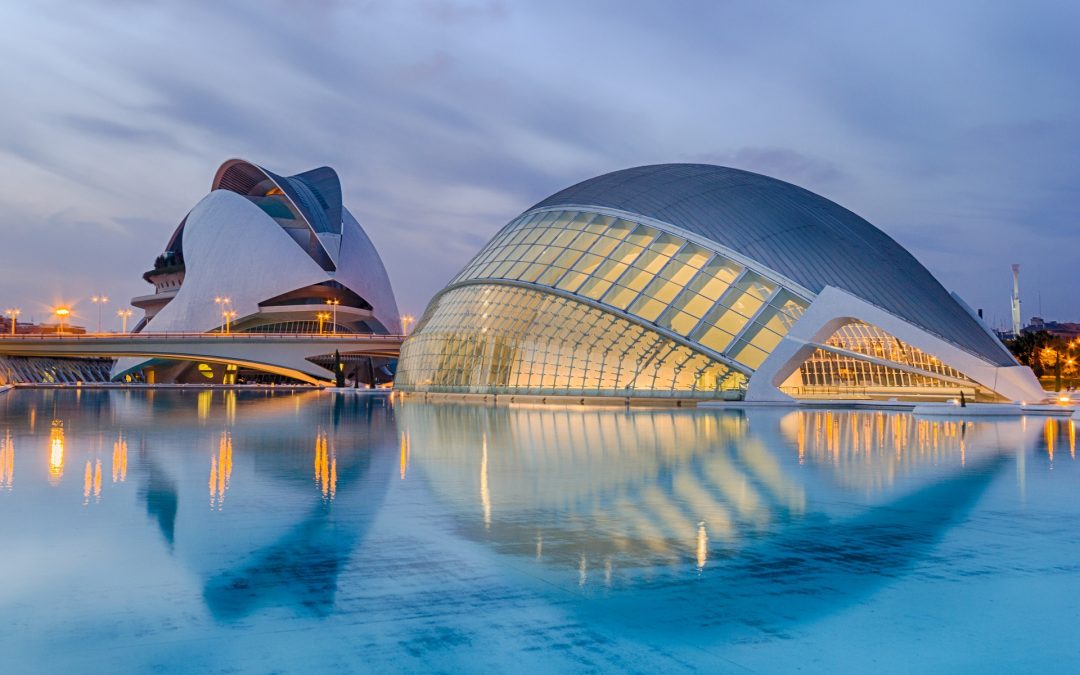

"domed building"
[396,164,1041,403]
[113,159,400,384]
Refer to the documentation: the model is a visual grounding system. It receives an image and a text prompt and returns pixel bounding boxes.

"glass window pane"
[578,276,614,300]
[650,233,683,257]
[609,241,645,266]
[572,252,605,276]
[553,249,582,269]
[619,267,652,292]
[698,326,735,353]
[629,296,666,322]
[674,243,711,269]
[632,249,669,275]
[556,270,589,293]
[642,277,682,304]
[587,235,620,258]
[603,284,638,310]
[732,341,769,369]
[537,267,565,286]
[607,219,637,240]
[626,224,658,247]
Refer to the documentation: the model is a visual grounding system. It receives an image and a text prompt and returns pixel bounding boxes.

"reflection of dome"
[398,164,1041,402]
[399,402,806,569]
[115,159,399,383]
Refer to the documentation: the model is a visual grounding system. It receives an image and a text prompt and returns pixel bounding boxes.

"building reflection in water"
[399,403,809,576]
[2,429,14,490]
[398,402,1044,583]
[209,430,233,510]
[47,420,64,485]
[777,410,1008,491]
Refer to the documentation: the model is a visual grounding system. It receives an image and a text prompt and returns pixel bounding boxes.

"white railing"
[0,332,406,341]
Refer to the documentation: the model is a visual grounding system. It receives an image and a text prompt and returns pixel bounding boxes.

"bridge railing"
[0,332,407,342]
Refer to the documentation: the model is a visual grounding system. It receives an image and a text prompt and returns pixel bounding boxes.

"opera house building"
[113,159,400,384]
[396,164,1043,403]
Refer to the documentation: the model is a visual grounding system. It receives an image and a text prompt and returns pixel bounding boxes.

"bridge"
[0,332,404,385]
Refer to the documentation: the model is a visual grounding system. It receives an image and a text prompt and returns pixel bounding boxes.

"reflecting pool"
[1,390,1078,672]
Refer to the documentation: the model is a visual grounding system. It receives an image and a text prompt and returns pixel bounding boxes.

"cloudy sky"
[0,0,1077,331]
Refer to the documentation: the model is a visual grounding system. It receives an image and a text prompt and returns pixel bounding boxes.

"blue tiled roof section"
[531,164,1014,366]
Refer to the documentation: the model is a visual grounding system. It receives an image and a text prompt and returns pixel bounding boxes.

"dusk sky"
[1,0,1077,331]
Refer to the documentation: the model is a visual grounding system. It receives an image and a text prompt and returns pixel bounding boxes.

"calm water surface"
[1,390,1078,673]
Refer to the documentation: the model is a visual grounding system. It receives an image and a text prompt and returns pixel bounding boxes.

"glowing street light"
[117,308,133,333]
[214,296,234,334]
[325,299,340,335]
[221,310,237,335]
[316,311,331,335]
[91,295,109,333]
[4,308,20,335]
[54,307,71,335]
[401,314,415,335]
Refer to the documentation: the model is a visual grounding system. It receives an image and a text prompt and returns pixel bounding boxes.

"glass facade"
[782,321,998,400]
[396,285,745,398]
[450,209,809,372]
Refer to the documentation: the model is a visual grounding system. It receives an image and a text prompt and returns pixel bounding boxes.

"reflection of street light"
[4,308,20,335]
[116,308,133,333]
[316,311,331,335]
[325,299,340,334]
[91,295,109,333]
[401,314,415,335]
[54,307,71,335]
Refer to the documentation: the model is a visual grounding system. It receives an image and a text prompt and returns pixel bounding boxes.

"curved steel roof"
[531,163,1014,366]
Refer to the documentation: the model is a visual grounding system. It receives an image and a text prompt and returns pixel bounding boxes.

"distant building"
[1024,317,1080,341]
[397,164,1043,403]
[0,318,86,335]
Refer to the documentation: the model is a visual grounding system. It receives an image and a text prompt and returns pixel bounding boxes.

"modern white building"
[396,164,1043,403]
[114,159,400,384]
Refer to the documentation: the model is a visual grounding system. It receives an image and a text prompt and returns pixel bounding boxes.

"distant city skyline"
[1,1,1078,330]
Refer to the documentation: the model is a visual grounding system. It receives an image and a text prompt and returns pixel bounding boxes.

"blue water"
[0,390,1077,673]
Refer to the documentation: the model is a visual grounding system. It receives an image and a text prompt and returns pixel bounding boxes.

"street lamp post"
[91,295,109,333]
[401,314,415,335]
[221,310,237,335]
[325,299,340,334]
[117,308,133,333]
[214,296,233,334]
[316,311,330,335]
[4,308,20,335]
[54,307,71,335]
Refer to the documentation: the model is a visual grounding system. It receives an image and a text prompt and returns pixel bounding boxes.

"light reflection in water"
[112,433,127,483]
[209,430,233,510]
[778,411,1000,491]
[1,430,13,489]
[480,433,490,529]
[313,429,336,500]
[197,390,211,422]
[48,420,64,485]
[696,522,708,570]
[399,431,410,480]
[83,459,102,505]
